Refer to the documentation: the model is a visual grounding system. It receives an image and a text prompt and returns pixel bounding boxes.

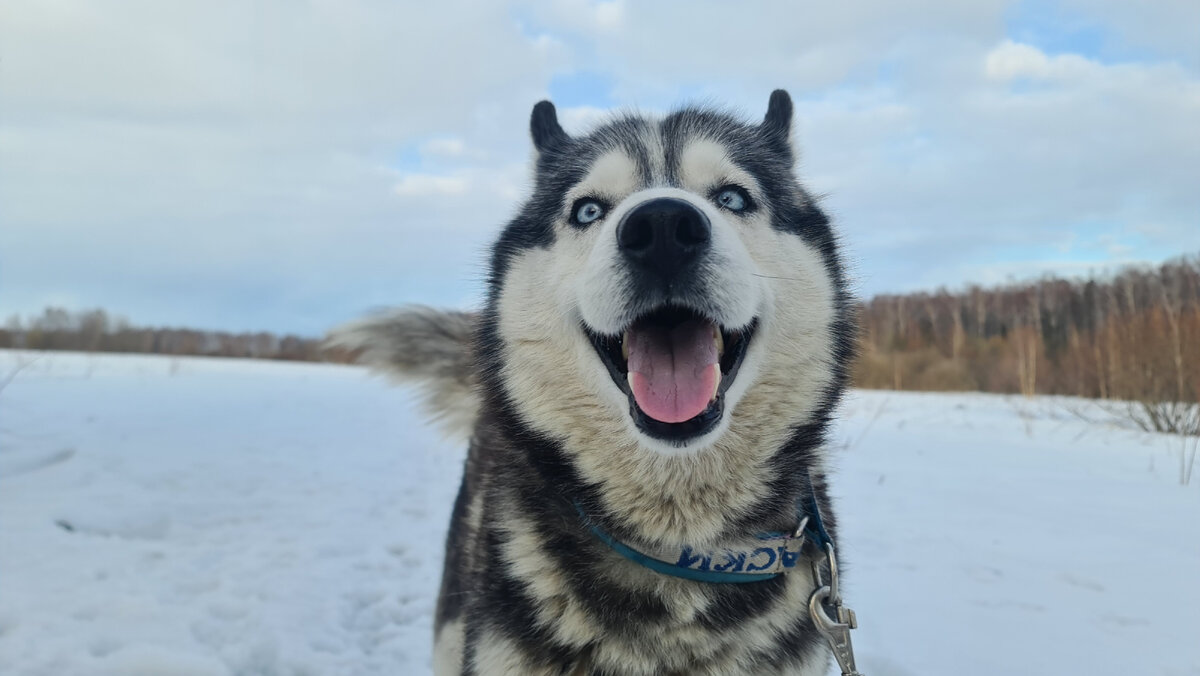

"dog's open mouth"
[585,306,756,442]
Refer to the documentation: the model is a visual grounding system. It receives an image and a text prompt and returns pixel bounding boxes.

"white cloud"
[1060,0,1200,65]
[0,0,564,331]
[557,105,613,134]
[593,1,624,30]
[393,174,470,197]
[985,40,1069,80]
[538,0,626,34]
[0,0,1196,333]
[420,138,468,158]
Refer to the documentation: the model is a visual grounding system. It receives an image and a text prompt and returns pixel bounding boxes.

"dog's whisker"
[753,273,805,282]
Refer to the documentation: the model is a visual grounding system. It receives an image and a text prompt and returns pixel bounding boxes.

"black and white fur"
[330,91,856,675]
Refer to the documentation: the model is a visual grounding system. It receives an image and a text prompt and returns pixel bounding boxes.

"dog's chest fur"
[433,407,833,676]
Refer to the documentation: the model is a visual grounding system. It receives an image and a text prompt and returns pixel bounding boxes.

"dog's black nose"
[617,198,711,278]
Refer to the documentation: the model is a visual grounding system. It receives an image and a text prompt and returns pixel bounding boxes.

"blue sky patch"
[393,144,423,173]
[548,70,616,108]
[1005,0,1162,64]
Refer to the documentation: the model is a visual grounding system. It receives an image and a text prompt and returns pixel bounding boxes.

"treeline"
[855,255,1200,405]
[0,308,335,362]
[4,255,1199,408]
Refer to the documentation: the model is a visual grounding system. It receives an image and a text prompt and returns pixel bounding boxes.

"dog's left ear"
[531,100,569,154]
[761,89,794,155]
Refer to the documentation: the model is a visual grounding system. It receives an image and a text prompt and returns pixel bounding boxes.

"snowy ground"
[0,350,1196,675]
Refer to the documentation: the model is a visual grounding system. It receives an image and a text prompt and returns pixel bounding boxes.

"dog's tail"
[325,306,480,440]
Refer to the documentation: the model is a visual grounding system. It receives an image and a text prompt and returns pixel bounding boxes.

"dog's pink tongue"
[626,318,718,424]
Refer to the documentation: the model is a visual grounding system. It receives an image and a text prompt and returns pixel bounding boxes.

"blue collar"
[576,472,833,584]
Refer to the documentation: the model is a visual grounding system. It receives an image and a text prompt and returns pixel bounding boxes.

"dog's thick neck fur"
[476,307,842,550]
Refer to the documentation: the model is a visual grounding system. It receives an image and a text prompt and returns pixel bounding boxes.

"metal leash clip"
[808,542,863,676]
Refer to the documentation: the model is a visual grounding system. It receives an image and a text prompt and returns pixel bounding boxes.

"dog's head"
[484,91,852,462]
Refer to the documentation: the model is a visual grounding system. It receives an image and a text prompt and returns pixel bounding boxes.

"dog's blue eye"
[574,200,605,225]
[715,187,748,212]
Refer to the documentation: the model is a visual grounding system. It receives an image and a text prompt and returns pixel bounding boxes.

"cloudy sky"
[2,0,1197,335]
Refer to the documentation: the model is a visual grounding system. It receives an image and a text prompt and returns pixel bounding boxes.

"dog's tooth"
[622,331,630,361]
[627,372,636,391]
[711,363,721,400]
[714,327,724,356]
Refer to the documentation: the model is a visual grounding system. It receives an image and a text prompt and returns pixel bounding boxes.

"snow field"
[0,350,1196,675]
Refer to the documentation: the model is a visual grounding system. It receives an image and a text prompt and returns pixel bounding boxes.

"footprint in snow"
[1058,572,1106,593]
[0,447,76,478]
[54,509,170,540]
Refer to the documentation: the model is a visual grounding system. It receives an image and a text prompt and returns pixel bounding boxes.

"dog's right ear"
[530,100,569,154]
[761,89,794,156]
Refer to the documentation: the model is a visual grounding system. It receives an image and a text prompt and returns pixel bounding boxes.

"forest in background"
[855,255,1200,410]
[4,255,1198,412]
[0,308,328,362]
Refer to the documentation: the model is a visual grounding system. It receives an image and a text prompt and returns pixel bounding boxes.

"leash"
[802,487,864,676]
[809,543,863,676]
[576,471,864,675]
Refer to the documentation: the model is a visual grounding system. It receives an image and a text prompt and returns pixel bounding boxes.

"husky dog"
[331,90,857,675]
